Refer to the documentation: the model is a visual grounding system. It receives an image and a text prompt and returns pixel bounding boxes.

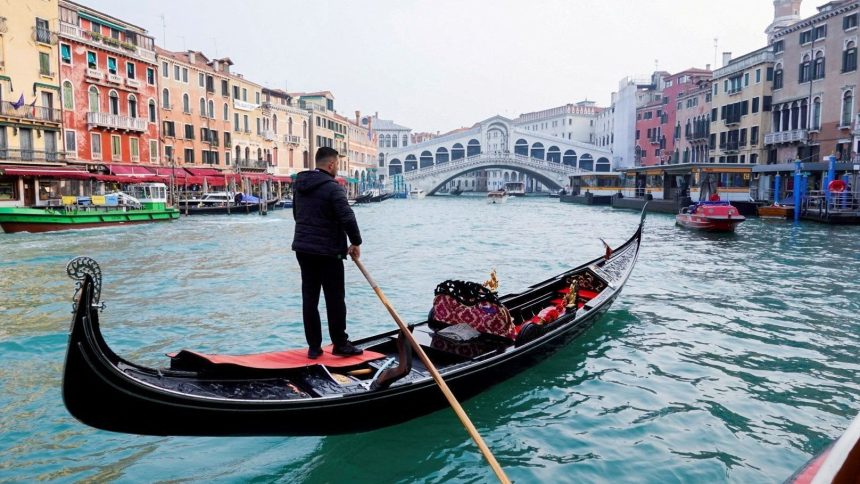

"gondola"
[180,199,278,215]
[62,209,646,436]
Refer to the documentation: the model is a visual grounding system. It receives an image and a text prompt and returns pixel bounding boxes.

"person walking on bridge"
[292,147,363,359]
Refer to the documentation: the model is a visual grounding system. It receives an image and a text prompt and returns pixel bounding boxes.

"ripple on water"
[1,198,859,482]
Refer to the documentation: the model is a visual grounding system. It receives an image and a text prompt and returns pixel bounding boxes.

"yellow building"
[347,111,377,187]
[294,91,348,163]
[229,74,268,173]
[261,88,310,176]
[0,0,64,205]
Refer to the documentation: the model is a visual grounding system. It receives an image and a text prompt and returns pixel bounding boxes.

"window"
[221,80,229,96]
[256,117,261,135]
[223,103,228,121]
[161,61,168,77]
[183,93,190,113]
[184,148,194,163]
[842,90,854,126]
[755,69,761,83]
[773,40,784,53]
[774,66,784,89]
[174,65,180,80]
[90,21,100,34]
[751,126,759,145]
[846,13,859,30]
[199,97,206,116]
[812,97,822,129]
[61,43,72,64]
[199,72,205,87]
[128,94,137,118]
[234,113,240,132]
[146,67,155,85]
[111,135,121,160]
[65,130,76,155]
[39,52,51,76]
[207,100,214,119]
[255,92,260,104]
[224,132,231,148]
[130,137,139,162]
[162,88,170,109]
[88,86,99,112]
[242,88,247,101]
[813,25,827,41]
[164,145,174,163]
[182,67,188,83]
[126,62,135,79]
[799,56,811,83]
[744,73,749,87]
[91,133,102,159]
[800,30,812,45]
[752,97,760,113]
[232,85,240,99]
[108,91,119,115]
[844,41,858,73]
[62,81,74,110]
[107,57,117,75]
[813,52,825,80]
[763,96,772,112]
[148,100,156,122]
[149,140,158,163]
[162,120,175,137]
[243,115,249,132]
[184,124,195,140]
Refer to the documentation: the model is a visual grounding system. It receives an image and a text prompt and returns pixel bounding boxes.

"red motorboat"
[675,199,745,232]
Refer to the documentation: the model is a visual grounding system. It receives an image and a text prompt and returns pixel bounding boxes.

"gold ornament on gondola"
[562,279,579,309]
[483,269,499,292]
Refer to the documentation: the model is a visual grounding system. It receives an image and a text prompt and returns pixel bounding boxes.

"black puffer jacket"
[292,170,361,257]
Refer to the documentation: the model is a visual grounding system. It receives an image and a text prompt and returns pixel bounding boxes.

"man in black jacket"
[292,147,363,359]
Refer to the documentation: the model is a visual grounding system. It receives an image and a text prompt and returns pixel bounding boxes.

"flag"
[11,93,24,109]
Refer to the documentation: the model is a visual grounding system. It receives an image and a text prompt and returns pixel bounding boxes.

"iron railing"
[0,148,67,162]
[402,153,582,181]
[0,101,62,122]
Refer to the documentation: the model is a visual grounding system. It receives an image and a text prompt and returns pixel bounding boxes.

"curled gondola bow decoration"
[66,256,102,312]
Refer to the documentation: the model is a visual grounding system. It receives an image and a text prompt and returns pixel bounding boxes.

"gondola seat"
[169,345,385,373]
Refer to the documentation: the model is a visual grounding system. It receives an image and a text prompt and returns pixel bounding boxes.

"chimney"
[375,111,378,118]
[706,63,711,71]
[722,52,732,67]
[355,110,360,124]
[188,51,196,64]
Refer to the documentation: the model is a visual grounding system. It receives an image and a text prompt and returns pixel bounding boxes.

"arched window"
[547,146,561,163]
[302,121,307,138]
[208,100,214,119]
[392,134,398,148]
[108,90,119,115]
[389,158,402,175]
[419,150,433,168]
[530,142,544,160]
[378,135,385,147]
[842,90,854,127]
[235,145,241,162]
[596,157,611,172]
[467,139,480,157]
[451,143,465,160]
[245,146,250,161]
[148,100,156,123]
[800,54,812,83]
[773,63,784,90]
[223,103,228,121]
[813,51,825,80]
[514,139,528,156]
[436,147,449,164]
[273,114,278,134]
[378,153,385,167]
[128,94,137,118]
[181,93,188,112]
[503,172,510,182]
[199,97,206,116]
[402,134,408,147]
[62,81,74,110]
[88,86,100,112]
[161,88,170,109]
[257,148,263,160]
[579,154,594,171]
[563,149,577,166]
[405,154,418,172]
[844,40,858,73]
[812,97,822,130]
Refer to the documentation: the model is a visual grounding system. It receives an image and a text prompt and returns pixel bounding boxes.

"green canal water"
[1,197,859,482]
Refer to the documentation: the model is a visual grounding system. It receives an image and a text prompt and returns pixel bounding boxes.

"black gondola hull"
[62,212,644,436]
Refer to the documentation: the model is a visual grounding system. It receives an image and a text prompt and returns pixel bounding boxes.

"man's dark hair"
[315,147,339,163]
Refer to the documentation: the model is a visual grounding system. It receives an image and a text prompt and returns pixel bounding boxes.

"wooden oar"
[352,257,511,484]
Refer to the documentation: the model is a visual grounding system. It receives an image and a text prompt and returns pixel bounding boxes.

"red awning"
[108,164,155,176]
[0,165,93,180]
[151,167,187,178]
[241,173,271,181]
[271,176,293,183]
[94,174,165,183]
[185,168,225,177]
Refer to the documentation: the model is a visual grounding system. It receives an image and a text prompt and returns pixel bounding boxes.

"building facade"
[613,75,664,168]
[0,0,64,207]
[767,0,858,163]
[156,48,233,170]
[513,101,603,144]
[262,88,310,176]
[367,113,412,183]
[710,47,775,164]
[58,0,159,167]
[347,111,377,188]
[674,79,713,164]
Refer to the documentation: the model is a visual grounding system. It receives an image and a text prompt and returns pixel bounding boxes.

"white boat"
[504,182,526,197]
[487,190,508,204]
[409,188,426,199]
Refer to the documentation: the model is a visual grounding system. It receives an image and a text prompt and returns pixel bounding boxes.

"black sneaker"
[332,341,364,357]
[307,347,323,359]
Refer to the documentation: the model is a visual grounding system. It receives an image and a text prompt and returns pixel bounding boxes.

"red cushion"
[169,344,384,370]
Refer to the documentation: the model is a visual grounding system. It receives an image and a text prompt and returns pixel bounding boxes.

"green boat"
[0,183,179,233]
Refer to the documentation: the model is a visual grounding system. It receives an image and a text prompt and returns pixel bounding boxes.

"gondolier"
[292,147,363,359]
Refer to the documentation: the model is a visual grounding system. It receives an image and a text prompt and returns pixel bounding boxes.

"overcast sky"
[82,0,818,132]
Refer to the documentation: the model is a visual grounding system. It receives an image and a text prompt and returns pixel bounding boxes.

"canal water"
[1,197,859,482]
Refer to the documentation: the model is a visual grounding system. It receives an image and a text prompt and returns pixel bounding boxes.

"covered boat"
[676,200,745,232]
[62,211,644,436]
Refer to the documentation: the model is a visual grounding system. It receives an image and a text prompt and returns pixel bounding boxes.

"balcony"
[59,21,156,62]
[764,129,808,145]
[236,158,268,170]
[126,78,141,89]
[32,26,58,45]
[719,141,740,153]
[0,101,62,124]
[284,135,301,145]
[86,112,148,132]
[724,116,741,126]
[0,148,67,162]
[263,130,275,141]
[86,68,103,80]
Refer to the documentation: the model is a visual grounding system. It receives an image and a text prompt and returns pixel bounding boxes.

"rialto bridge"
[378,115,613,193]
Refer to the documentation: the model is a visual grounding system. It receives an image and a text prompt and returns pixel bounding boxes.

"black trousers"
[296,252,348,349]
